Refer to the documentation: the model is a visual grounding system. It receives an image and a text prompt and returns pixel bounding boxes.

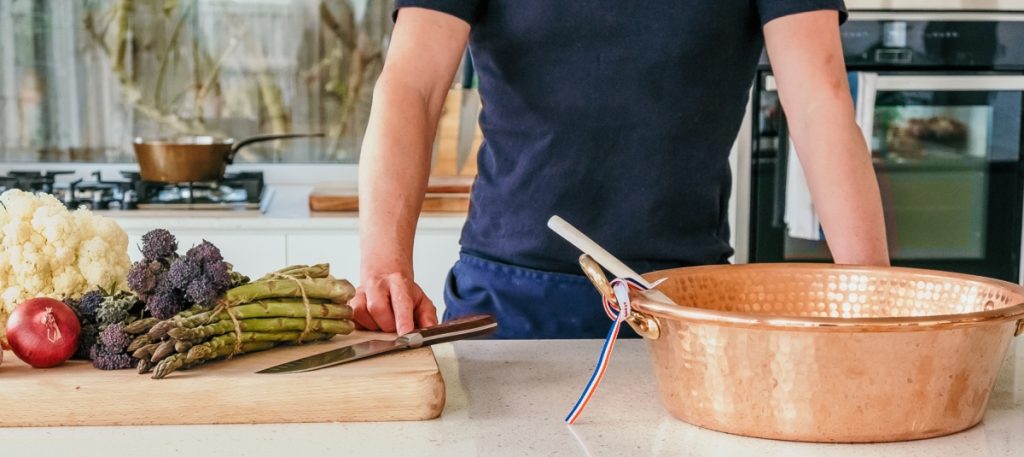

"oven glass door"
[751,73,1024,282]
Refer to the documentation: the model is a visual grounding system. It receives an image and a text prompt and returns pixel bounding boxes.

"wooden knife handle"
[409,314,498,346]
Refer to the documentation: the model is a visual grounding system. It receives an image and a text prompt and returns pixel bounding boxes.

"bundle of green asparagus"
[129,264,355,379]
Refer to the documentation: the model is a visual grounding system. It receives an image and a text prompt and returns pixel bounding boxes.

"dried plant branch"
[195,38,236,108]
[191,12,203,120]
[113,0,134,78]
[320,2,356,50]
[81,2,223,137]
[155,2,193,109]
[82,10,111,55]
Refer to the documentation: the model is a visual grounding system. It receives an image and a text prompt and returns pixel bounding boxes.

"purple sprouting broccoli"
[98,323,133,353]
[185,280,219,306]
[165,240,232,307]
[186,240,224,264]
[67,290,104,360]
[75,290,105,322]
[89,345,137,370]
[147,282,188,319]
[127,260,166,300]
[207,263,233,292]
[187,259,232,305]
[75,323,99,360]
[166,256,201,287]
[140,229,178,262]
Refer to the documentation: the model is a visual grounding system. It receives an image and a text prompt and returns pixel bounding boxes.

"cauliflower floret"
[0,190,131,343]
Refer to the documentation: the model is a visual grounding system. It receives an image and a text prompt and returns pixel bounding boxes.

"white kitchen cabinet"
[126,232,288,280]
[410,231,462,312]
[285,230,460,315]
[284,233,361,283]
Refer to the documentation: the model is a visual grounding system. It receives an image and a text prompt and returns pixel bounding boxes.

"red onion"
[7,298,80,368]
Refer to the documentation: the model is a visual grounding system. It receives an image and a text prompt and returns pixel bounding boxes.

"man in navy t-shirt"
[351,1,890,338]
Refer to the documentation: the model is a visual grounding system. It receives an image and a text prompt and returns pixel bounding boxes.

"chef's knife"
[256,314,497,374]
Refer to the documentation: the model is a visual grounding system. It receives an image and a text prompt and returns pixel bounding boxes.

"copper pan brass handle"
[1003,302,1024,337]
[227,133,326,164]
[579,254,661,340]
[579,254,615,303]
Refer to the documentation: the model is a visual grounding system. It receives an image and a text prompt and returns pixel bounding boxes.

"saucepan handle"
[227,133,326,164]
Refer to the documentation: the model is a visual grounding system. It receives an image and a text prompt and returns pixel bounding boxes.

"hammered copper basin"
[623,263,1024,443]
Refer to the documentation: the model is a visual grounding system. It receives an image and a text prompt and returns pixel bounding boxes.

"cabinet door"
[286,231,460,316]
[126,232,287,280]
[285,233,361,285]
[412,231,460,311]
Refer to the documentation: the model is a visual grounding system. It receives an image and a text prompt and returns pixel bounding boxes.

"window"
[0,0,404,164]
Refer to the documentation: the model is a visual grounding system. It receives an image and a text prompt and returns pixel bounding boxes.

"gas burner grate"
[0,170,266,211]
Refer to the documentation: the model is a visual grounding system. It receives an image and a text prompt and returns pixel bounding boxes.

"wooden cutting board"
[309,190,470,213]
[309,177,472,213]
[0,331,445,427]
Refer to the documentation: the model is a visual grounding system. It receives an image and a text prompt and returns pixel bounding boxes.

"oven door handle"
[765,74,1024,92]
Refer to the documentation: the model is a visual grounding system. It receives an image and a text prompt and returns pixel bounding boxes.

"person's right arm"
[351,8,470,336]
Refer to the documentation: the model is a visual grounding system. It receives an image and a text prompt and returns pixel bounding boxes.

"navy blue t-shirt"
[395,0,846,274]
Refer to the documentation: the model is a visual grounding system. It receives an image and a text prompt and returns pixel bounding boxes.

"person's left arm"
[764,10,890,266]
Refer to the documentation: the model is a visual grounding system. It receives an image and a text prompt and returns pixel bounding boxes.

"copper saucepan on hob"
[579,257,1024,443]
[133,133,324,183]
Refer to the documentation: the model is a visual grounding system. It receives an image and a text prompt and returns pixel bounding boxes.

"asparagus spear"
[167,317,354,342]
[176,305,207,318]
[123,317,159,334]
[147,319,176,340]
[181,301,352,327]
[145,299,345,339]
[152,353,187,379]
[127,333,151,352]
[184,331,334,364]
[225,278,354,304]
[257,263,331,281]
[150,339,177,362]
[132,342,159,360]
[153,341,279,379]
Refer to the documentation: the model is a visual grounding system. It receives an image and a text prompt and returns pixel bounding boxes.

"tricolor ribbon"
[565,277,652,425]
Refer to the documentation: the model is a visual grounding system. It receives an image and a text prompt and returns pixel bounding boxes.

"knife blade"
[256,314,498,374]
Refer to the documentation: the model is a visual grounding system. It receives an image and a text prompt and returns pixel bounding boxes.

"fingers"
[413,299,438,327]
[349,288,377,331]
[390,286,417,336]
[366,280,397,333]
[354,274,437,335]
[414,291,439,328]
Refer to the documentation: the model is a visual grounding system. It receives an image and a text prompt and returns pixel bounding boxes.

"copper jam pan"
[580,259,1024,443]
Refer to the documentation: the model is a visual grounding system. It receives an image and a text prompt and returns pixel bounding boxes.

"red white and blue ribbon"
[565,277,650,425]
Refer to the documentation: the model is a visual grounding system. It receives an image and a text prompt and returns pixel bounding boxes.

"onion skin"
[7,298,81,368]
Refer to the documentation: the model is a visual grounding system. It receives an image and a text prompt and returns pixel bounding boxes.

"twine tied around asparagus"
[210,300,244,357]
[266,271,316,344]
[210,271,317,356]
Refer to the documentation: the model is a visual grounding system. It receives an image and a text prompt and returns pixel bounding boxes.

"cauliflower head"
[0,190,131,343]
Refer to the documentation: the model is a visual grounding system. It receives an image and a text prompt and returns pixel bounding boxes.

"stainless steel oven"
[745,12,1024,283]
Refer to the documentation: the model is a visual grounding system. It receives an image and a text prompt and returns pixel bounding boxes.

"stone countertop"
[1,339,1022,457]
[106,185,466,231]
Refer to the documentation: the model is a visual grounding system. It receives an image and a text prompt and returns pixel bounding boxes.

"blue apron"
[443,252,640,339]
